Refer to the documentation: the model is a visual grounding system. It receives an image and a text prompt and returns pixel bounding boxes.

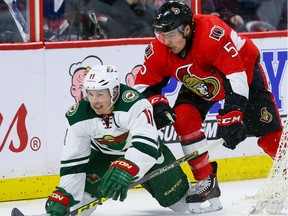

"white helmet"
[83,64,120,104]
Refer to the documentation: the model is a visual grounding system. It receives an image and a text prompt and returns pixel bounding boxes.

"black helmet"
[153,1,193,33]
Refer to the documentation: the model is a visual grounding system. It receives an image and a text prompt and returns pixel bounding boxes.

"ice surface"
[0,178,266,216]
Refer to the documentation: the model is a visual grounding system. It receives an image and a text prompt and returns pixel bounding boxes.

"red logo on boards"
[0,104,29,153]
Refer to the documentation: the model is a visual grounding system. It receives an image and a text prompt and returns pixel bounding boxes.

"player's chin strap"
[11,138,224,216]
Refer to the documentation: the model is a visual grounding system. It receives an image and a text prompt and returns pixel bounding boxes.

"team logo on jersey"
[145,43,154,59]
[260,107,273,123]
[66,103,79,116]
[98,135,115,143]
[86,174,100,184]
[122,90,139,102]
[96,132,129,150]
[176,65,220,100]
[183,75,219,99]
[209,25,225,41]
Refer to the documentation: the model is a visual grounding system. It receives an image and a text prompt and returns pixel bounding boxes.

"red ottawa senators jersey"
[134,14,260,101]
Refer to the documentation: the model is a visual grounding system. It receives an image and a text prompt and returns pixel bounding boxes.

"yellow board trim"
[0,155,272,202]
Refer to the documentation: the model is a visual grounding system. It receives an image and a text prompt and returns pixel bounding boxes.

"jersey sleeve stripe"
[132,135,158,146]
[60,163,87,176]
[61,155,90,165]
[132,142,159,159]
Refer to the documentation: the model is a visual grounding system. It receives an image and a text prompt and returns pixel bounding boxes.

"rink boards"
[0,32,287,202]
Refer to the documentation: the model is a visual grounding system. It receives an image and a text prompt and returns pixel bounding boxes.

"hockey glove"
[148,94,176,129]
[46,187,78,216]
[216,107,246,150]
[99,158,139,202]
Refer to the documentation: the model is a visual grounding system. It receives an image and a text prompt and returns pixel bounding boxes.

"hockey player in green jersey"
[45,64,196,216]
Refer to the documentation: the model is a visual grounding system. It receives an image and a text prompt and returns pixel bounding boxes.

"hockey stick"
[11,138,224,216]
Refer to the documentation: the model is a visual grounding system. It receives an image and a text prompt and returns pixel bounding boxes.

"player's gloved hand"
[99,158,139,202]
[46,187,77,216]
[148,94,176,129]
[216,107,246,150]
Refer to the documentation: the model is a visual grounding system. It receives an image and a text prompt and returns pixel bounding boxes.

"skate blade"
[188,197,223,214]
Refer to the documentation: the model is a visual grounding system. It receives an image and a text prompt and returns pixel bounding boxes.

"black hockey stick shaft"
[11,138,224,216]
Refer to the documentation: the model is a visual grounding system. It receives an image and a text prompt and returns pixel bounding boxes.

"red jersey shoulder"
[144,39,168,60]
[134,39,170,86]
[194,14,230,44]
[144,39,169,72]
[193,15,232,61]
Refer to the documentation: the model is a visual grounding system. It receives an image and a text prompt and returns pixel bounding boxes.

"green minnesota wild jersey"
[59,84,161,201]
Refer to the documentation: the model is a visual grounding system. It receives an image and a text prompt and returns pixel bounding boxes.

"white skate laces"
[192,178,214,195]
[186,161,223,214]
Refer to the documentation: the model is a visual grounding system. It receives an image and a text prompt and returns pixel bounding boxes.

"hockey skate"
[186,161,223,214]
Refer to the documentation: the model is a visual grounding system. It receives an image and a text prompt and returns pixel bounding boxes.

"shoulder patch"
[66,103,79,116]
[209,25,225,41]
[145,43,154,59]
[122,90,139,102]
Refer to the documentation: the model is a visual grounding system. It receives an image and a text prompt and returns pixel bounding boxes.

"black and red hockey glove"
[216,107,246,150]
[148,94,176,129]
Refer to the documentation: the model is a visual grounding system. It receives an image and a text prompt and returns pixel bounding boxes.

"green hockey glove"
[99,158,139,202]
[46,187,77,216]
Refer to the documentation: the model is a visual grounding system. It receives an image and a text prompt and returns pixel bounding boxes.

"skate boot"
[186,161,222,213]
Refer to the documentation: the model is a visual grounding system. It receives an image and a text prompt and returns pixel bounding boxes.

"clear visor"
[154,25,184,44]
[82,86,108,101]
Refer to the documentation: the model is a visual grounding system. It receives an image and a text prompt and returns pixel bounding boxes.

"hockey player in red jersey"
[134,0,283,213]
